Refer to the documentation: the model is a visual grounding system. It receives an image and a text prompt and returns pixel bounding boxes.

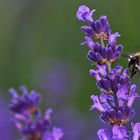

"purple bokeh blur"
[0,95,17,140]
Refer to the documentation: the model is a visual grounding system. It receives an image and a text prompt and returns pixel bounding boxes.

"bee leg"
[130,64,136,78]
[131,70,136,78]
[135,64,140,77]
[128,61,131,71]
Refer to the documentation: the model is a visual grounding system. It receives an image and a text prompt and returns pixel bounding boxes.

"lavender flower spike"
[77,4,140,140]
[9,86,40,114]
[9,86,63,140]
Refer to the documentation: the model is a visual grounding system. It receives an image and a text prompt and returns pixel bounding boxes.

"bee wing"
[121,53,129,58]
[135,64,140,71]
[121,51,135,57]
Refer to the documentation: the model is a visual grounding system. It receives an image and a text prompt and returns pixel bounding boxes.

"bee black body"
[128,52,140,78]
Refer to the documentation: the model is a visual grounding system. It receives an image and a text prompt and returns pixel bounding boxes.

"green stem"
[100,39,118,106]
[107,62,111,73]
[107,62,118,106]
[100,38,105,47]
[113,92,118,107]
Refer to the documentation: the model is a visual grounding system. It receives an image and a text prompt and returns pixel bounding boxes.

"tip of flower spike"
[9,88,18,98]
[9,86,41,114]
[19,86,28,95]
[76,5,95,22]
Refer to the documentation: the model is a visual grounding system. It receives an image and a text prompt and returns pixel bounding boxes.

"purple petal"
[81,26,94,36]
[44,108,53,121]
[113,51,121,59]
[95,20,102,33]
[102,79,111,91]
[88,50,97,61]
[100,16,108,30]
[97,64,107,77]
[127,84,137,107]
[101,47,107,58]
[9,88,18,98]
[52,127,64,140]
[89,69,101,81]
[90,95,105,112]
[116,84,127,101]
[97,129,111,140]
[114,64,123,75]
[96,53,104,61]
[112,125,128,139]
[122,68,129,77]
[76,5,95,22]
[107,47,113,59]
[132,123,140,140]
[116,45,123,52]
[19,86,28,95]
[99,16,111,33]
[83,36,95,49]
[108,32,120,46]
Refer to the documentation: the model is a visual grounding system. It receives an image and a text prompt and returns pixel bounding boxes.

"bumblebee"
[126,52,140,78]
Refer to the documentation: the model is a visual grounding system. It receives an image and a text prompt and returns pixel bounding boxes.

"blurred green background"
[0,0,140,139]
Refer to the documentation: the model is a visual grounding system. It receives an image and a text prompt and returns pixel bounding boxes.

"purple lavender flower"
[112,125,128,140]
[91,93,135,125]
[9,86,40,115]
[9,86,63,140]
[76,5,122,66]
[15,109,63,140]
[81,15,111,40]
[77,3,140,140]
[76,5,95,22]
[98,125,128,140]
[77,4,140,140]
[90,64,107,81]
[42,127,63,140]
[108,32,120,46]
[90,65,138,125]
[132,123,140,140]
[87,41,122,65]
[97,128,111,140]
[76,5,117,42]
[96,65,130,94]
[20,109,52,139]
[98,124,140,140]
